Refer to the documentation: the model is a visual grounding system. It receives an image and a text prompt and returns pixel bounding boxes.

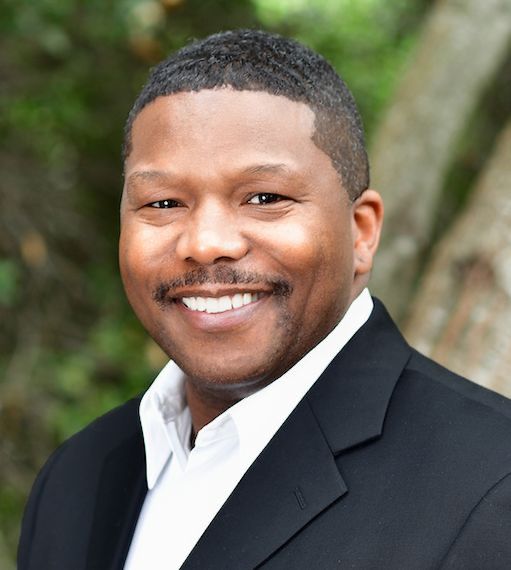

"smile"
[181,292,263,314]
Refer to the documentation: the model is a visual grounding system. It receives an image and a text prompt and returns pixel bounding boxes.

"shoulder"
[393,348,511,468]
[66,394,143,449]
[44,395,142,463]
[18,397,144,569]
[20,395,143,524]
[401,355,511,568]
[44,394,143,476]
[406,348,511,422]
[25,395,143,497]
[368,298,511,440]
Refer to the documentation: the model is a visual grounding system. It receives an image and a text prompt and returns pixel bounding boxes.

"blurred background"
[1,0,510,566]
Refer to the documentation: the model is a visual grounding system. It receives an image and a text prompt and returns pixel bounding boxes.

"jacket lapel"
[307,298,412,455]
[182,398,347,570]
[86,428,147,570]
[182,299,411,569]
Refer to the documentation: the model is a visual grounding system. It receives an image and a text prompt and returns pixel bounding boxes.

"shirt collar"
[228,288,373,465]
[139,360,189,488]
[139,288,373,489]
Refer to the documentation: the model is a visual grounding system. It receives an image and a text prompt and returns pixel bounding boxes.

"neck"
[185,380,241,436]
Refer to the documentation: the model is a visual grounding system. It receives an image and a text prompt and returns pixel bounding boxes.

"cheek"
[119,225,167,297]
[266,211,351,278]
[268,220,318,268]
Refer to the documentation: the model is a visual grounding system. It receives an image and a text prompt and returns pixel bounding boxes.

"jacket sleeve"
[440,471,511,569]
[17,443,68,570]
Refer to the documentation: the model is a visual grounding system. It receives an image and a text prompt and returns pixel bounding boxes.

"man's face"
[120,89,381,400]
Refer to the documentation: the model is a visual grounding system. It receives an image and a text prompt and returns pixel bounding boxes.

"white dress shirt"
[124,289,373,570]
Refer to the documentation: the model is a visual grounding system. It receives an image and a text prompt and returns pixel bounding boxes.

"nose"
[175,201,249,265]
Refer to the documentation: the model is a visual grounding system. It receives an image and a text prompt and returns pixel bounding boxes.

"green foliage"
[0,260,19,307]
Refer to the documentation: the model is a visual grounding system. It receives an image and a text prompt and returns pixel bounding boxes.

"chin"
[179,358,279,398]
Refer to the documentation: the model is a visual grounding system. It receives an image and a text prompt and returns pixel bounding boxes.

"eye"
[247,193,285,205]
[147,199,181,208]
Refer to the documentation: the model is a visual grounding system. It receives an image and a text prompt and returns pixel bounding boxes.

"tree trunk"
[370,0,511,320]
[404,120,511,397]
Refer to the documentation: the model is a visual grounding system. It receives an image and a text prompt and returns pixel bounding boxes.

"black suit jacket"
[18,300,511,569]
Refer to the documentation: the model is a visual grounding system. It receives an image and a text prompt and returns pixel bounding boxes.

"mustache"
[152,266,293,307]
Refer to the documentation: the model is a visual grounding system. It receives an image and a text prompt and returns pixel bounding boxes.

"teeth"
[232,293,243,309]
[218,296,232,312]
[205,297,217,313]
[181,292,260,313]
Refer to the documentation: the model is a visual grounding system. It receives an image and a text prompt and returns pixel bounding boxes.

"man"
[19,29,511,569]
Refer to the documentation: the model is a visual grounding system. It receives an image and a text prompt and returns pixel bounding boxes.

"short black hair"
[123,29,369,200]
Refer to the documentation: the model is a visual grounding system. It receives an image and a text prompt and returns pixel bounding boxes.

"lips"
[153,267,293,313]
[181,292,263,314]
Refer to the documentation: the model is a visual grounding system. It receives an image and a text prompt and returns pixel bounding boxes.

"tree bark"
[404,120,511,397]
[370,0,511,319]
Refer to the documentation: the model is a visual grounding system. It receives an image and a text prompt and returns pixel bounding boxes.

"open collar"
[181,299,411,569]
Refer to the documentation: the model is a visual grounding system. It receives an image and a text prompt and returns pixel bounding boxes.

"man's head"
[123,29,369,201]
[119,30,383,415]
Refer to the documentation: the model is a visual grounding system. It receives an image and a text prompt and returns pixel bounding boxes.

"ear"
[351,189,384,278]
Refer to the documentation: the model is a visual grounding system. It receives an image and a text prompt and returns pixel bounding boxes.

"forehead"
[126,89,328,175]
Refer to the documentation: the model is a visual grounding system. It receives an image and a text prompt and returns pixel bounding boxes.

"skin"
[120,89,383,433]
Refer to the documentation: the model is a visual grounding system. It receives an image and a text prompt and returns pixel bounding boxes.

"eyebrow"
[239,163,291,177]
[124,170,176,199]
[126,163,292,188]
[126,170,174,185]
